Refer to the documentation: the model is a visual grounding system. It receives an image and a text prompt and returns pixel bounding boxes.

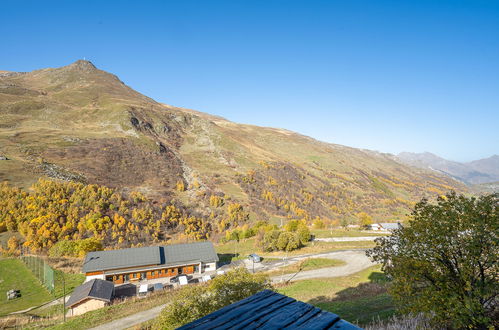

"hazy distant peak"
[397,152,499,185]
[397,151,451,165]
[466,154,499,177]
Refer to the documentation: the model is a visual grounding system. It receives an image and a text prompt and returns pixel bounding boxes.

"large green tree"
[367,192,498,329]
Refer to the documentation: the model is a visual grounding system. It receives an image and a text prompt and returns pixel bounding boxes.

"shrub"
[263,230,303,252]
[276,231,294,251]
[284,219,300,232]
[312,218,325,229]
[357,212,373,227]
[49,240,78,257]
[49,238,102,258]
[296,224,311,245]
[262,230,281,252]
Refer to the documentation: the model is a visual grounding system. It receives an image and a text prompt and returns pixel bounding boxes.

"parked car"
[152,283,164,291]
[248,253,261,263]
[170,274,190,284]
[138,284,149,297]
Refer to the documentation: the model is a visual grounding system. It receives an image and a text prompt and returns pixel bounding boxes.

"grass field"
[264,258,346,277]
[277,265,395,326]
[0,258,52,316]
[53,271,85,299]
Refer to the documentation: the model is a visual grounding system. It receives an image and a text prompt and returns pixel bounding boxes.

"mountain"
[467,155,499,180]
[0,60,467,226]
[397,152,499,185]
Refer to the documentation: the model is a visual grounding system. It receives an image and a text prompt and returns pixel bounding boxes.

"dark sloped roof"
[82,246,161,273]
[81,242,219,273]
[163,241,219,266]
[66,279,114,308]
[178,290,360,329]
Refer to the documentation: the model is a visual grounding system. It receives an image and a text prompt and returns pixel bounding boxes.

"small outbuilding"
[66,279,114,316]
[379,222,401,231]
[367,222,401,231]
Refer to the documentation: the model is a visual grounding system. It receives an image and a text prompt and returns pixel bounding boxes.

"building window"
[141,272,146,279]
[194,265,199,272]
[124,274,130,281]
[178,267,183,274]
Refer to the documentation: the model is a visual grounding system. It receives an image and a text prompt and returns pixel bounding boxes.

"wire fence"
[20,255,55,294]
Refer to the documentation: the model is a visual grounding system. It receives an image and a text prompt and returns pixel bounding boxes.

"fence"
[20,255,55,294]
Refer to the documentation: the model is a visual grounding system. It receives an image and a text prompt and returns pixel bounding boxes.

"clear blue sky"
[2,0,498,162]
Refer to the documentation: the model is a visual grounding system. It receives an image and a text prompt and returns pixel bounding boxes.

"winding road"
[267,250,374,283]
[237,249,374,283]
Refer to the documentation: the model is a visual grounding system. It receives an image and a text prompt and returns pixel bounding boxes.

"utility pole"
[280,253,288,283]
[62,273,66,322]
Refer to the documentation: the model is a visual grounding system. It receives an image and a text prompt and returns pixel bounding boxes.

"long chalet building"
[82,241,218,284]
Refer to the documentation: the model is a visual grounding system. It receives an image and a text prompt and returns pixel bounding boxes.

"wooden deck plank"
[179,289,361,329]
[292,310,340,329]
[178,290,282,329]
[252,300,318,329]
[226,296,296,329]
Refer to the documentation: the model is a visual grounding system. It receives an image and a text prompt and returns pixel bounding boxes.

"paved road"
[89,304,167,330]
[314,236,378,242]
[268,250,374,283]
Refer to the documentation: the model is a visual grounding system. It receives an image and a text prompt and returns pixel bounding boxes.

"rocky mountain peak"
[67,59,97,72]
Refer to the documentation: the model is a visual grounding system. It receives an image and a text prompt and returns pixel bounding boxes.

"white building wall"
[203,262,217,272]
[85,274,105,282]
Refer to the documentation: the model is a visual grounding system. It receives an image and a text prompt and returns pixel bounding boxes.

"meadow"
[0,258,52,316]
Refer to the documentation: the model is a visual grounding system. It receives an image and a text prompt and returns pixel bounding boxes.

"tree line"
[0,179,249,255]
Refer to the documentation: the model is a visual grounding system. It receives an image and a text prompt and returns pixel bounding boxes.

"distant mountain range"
[396,152,499,185]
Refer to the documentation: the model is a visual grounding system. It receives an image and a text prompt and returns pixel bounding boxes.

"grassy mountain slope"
[175,110,465,222]
[0,60,467,228]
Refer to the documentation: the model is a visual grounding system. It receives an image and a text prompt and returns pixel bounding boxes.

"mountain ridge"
[0,60,468,228]
[396,152,499,185]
